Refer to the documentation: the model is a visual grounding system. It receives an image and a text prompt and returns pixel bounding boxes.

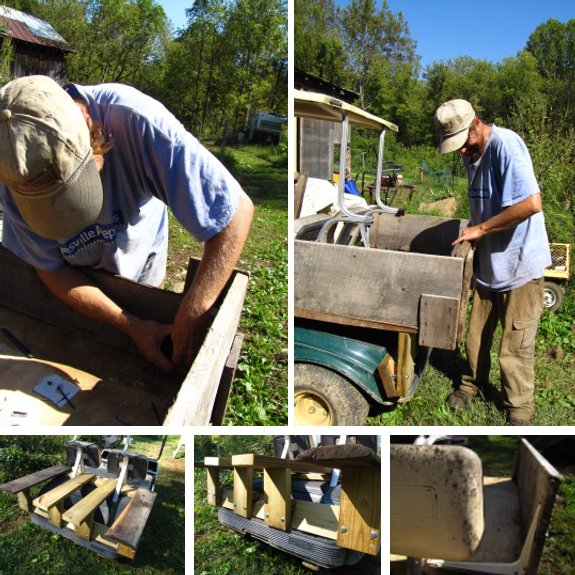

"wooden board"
[418,294,460,350]
[231,454,331,474]
[221,488,340,540]
[0,464,70,494]
[163,271,249,426]
[337,466,381,555]
[33,473,96,512]
[263,467,291,531]
[106,489,157,550]
[62,479,117,527]
[295,239,466,345]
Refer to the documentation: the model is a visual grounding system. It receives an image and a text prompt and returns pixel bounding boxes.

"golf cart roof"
[294,89,398,132]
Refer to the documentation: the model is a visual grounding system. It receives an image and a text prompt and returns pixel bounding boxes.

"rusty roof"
[0,5,71,51]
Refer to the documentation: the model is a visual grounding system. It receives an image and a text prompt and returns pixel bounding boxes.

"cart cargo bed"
[295,213,473,351]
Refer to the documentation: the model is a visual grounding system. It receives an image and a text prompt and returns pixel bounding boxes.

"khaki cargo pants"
[460,278,544,421]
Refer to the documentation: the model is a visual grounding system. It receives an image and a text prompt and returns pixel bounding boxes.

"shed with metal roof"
[0,5,72,82]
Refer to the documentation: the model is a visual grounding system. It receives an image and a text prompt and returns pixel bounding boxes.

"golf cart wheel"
[543,281,564,312]
[294,363,370,426]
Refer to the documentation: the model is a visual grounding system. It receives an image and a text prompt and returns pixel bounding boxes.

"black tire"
[294,363,370,426]
[543,281,564,312]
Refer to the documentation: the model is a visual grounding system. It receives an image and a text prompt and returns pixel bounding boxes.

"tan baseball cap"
[0,75,103,240]
[433,99,476,154]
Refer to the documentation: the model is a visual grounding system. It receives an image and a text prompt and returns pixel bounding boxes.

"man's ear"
[75,100,92,129]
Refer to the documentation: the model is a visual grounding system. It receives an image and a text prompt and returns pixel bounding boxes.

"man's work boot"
[447,389,474,411]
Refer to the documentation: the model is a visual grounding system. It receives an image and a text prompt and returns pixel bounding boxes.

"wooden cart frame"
[199,444,380,568]
[0,245,248,426]
[0,439,159,560]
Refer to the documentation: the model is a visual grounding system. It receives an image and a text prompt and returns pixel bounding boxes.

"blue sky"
[379,0,574,68]
[156,0,188,32]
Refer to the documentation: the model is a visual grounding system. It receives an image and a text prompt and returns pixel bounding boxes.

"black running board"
[218,507,362,568]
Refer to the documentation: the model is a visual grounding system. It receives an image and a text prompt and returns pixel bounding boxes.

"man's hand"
[37,266,175,371]
[127,317,174,372]
[452,225,483,248]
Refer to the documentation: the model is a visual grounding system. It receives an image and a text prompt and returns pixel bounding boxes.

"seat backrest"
[391,444,485,561]
[513,439,562,575]
[65,440,100,468]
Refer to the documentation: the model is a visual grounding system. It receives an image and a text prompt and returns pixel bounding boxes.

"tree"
[294,0,346,86]
[526,18,575,122]
[340,0,417,110]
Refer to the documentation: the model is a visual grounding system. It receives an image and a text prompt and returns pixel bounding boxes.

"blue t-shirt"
[1,83,242,286]
[464,125,551,291]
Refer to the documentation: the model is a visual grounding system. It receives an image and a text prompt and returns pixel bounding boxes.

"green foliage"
[194,435,274,461]
[0,36,13,85]
[537,284,575,354]
[0,436,66,483]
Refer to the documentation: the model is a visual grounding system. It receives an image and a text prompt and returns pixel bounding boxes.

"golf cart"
[294,90,474,425]
[543,242,571,311]
[0,435,160,559]
[199,435,380,571]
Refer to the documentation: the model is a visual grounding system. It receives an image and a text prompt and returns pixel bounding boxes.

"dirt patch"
[162,458,185,476]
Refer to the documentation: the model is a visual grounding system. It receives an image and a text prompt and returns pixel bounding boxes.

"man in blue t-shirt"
[434,99,551,425]
[0,75,253,371]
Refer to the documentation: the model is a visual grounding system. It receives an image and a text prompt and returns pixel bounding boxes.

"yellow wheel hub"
[294,391,332,426]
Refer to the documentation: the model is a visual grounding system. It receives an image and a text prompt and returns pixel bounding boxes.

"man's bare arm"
[36,265,173,371]
[171,189,254,366]
[453,193,542,246]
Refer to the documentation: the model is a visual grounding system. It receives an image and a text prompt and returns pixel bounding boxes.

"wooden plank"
[163,271,249,426]
[0,307,184,427]
[418,294,460,350]
[264,468,291,531]
[207,468,220,506]
[371,213,468,256]
[33,473,96,512]
[291,499,339,540]
[204,457,232,468]
[0,464,70,495]
[294,173,308,219]
[377,353,398,399]
[106,489,157,552]
[221,489,339,540]
[0,245,181,352]
[294,308,417,333]
[231,454,331,474]
[514,439,562,574]
[210,332,244,425]
[233,466,253,519]
[397,332,416,397]
[294,240,465,339]
[295,444,380,469]
[337,466,380,555]
[62,479,116,527]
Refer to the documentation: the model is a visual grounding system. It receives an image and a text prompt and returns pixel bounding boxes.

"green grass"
[362,169,575,427]
[368,286,575,426]
[165,143,288,426]
[0,436,184,575]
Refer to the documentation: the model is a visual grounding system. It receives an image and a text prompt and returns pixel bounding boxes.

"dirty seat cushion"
[391,444,485,561]
[470,477,523,562]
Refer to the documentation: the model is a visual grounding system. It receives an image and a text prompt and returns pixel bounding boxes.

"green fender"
[294,326,387,405]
